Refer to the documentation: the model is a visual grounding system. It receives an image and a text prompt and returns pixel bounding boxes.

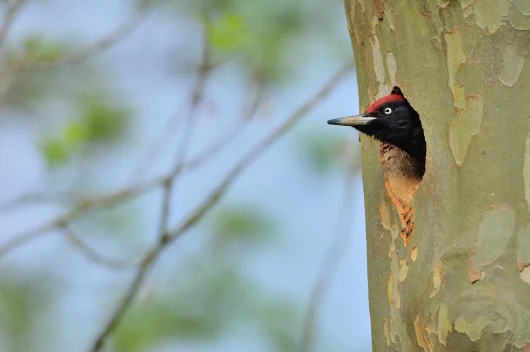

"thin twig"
[3,0,151,74]
[87,62,354,352]
[0,153,211,257]
[0,87,262,217]
[0,1,151,101]
[62,226,136,270]
[165,62,355,245]
[128,22,217,184]
[299,148,358,352]
[0,60,350,257]
[180,85,265,171]
[90,242,163,352]
[0,178,159,258]
[157,24,211,237]
[0,0,27,55]
[37,1,151,68]
[0,192,74,212]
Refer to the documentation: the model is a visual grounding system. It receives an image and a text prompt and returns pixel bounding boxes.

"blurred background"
[0,0,370,351]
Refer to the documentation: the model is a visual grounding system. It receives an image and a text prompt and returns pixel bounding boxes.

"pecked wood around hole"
[379,141,424,246]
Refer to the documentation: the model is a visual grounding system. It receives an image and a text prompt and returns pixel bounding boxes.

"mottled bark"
[344,1,530,351]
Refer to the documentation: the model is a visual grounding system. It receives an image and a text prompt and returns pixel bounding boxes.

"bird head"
[327,87,426,162]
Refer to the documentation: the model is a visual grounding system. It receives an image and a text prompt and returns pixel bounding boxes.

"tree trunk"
[344,1,530,351]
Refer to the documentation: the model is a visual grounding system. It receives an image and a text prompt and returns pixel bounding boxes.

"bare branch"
[180,85,265,171]
[0,62,353,260]
[90,242,162,352]
[156,24,212,239]
[0,192,74,212]
[0,0,27,55]
[164,62,355,244]
[0,1,152,100]
[299,146,358,352]
[62,226,136,270]
[128,22,215,184]
[87,62,354,352]
[91,34,214,350]
[9,0,151,71]
[0,178,160,258]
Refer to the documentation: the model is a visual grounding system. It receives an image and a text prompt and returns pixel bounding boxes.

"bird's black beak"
[327,114,376,127]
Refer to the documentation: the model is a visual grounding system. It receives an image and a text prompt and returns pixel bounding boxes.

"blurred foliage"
[111,204,308,352]
[213,205,275,245]
[254,299,301,352]
[0,0,362,350]
[0,272,56,352]
[40,97,129,168]
[41,138,70,167]
[205,13,250,54]
[22,37,63,62]
[77,96,129,143]
[0,37,82,110]
[160,0,348,84]
[296,129,349,176]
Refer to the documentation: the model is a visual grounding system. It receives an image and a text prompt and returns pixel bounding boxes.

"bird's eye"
[384,107,392,114]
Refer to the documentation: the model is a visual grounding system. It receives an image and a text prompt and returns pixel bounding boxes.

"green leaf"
[112,300,220,352]
[213,205,275,244]
[63,121,88,145]
[254,298,301,352]
[297,130,346,176]
[41,138,70,167]
[112,268,250,352]
[77,97,129,143]
[0,272,56,352]
[206,13,250,53]
[23,37,62,62]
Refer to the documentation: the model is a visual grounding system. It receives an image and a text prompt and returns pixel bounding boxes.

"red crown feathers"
[365,86,406,114]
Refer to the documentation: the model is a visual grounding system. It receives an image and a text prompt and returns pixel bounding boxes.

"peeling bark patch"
[467,261,484,283]
[414,315,427,350]
[509,4,530,30]
[474,205,516,267]
[380,202,399,239]
[517,261,530,272]
[371,36,386,97]
[374,0,384,19]
[357,0,365,13]
[370,13,380,34]
[437,305,451,346]
[520,266,530,285]
[454,315,489,341]
[399,258,409,281]
[444,29,466,108]
[386,273,400,308]
[379,201,391,229]
[516,224,530,263]
[430,262,446,298]
[384,3,396,31]
[383,317,391,346]
[473,0,510,33]
[411,246,418,262]
[513,0,530,15]
[448,95,485,167]
[386,52,397,86]
[414,315,434,352]
[435,0,449,8]
[500,43,525,87]
[524,134,530,210]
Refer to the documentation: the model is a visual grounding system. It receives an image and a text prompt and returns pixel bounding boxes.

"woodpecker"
[327,87,426,246]
[327,87,426,177]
